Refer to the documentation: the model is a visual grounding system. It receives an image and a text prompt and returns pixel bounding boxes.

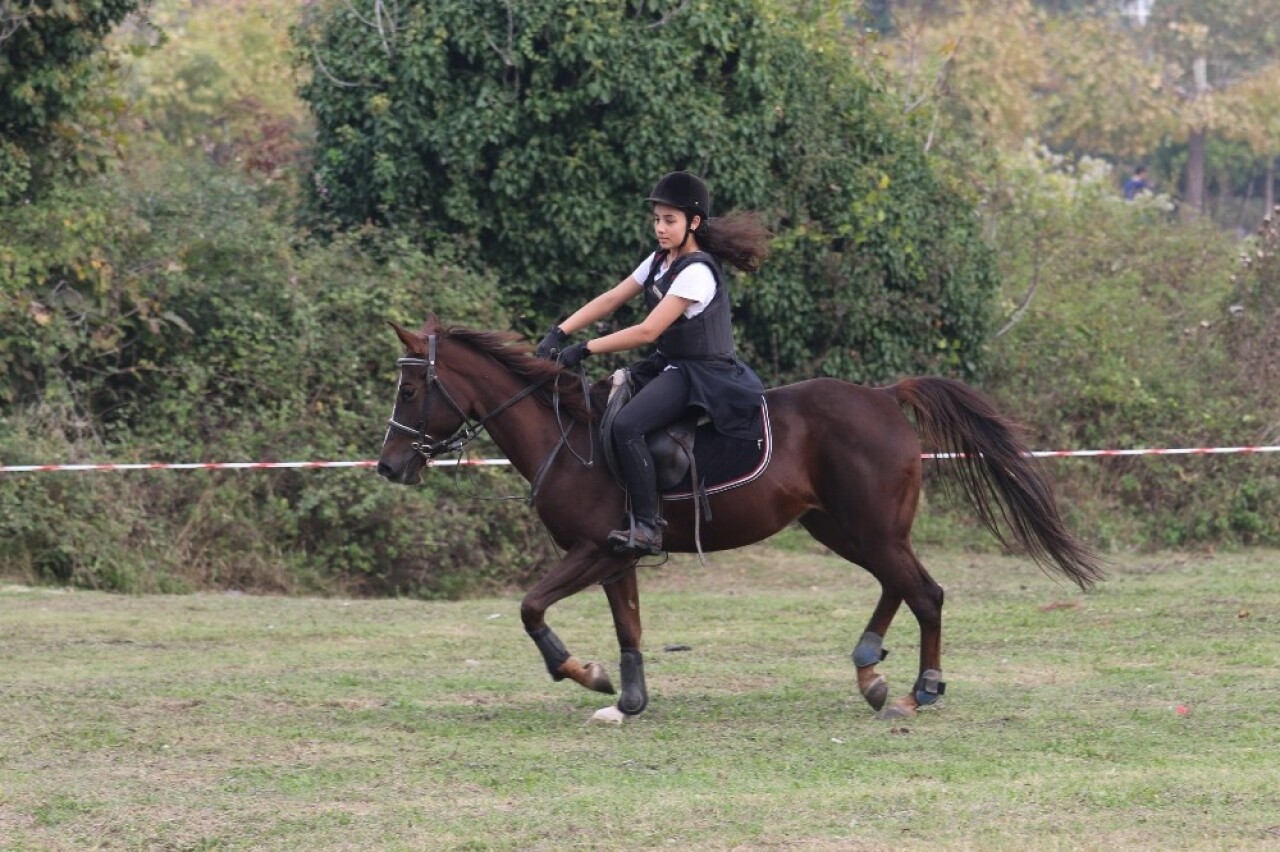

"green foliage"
[976,146,1280,549]
[741,138,998,382]
[0,157,553,596]
[295,0,998,384]
[115,0,309,183]
[0,0,144,201]
[8,0,1280,601]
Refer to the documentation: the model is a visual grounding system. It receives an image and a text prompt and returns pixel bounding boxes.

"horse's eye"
[399,386,415,401]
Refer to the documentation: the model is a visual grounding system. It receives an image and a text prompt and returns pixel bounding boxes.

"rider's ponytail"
[696,211,772,274]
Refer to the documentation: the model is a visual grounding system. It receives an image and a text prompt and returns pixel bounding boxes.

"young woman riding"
[534,171,772,556]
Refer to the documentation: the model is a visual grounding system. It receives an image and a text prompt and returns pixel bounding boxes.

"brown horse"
[377,315,1102,722]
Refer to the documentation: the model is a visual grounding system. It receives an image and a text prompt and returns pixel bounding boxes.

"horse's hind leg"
[871,543,945,720]
[801,512,945,719]
[801,512,899,712]
[853,593,902,712]
[520,541,634,697]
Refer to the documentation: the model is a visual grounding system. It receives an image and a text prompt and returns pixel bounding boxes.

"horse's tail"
[889,377,1104,591]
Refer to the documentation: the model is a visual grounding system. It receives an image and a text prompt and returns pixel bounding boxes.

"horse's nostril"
[376,461,396,480]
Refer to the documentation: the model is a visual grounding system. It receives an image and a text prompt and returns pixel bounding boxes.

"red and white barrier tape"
[2,446,1280,473]
[927,446,1280,460]
[0,459,507,473]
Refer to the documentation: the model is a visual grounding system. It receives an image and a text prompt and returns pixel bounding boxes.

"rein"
[386,333,594,504]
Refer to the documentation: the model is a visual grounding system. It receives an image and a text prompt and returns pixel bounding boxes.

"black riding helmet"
[646,171,711,225]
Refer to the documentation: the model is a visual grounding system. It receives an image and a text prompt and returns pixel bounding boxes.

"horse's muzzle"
[376,458,423,485]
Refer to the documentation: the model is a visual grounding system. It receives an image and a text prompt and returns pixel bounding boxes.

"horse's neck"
[456,358,582,482]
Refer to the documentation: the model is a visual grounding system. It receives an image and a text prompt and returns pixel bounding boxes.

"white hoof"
[589,705,626,725]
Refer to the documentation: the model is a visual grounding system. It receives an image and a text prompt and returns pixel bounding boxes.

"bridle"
[386,333,550,460]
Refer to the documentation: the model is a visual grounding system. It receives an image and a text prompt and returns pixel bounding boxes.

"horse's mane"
[442,325,604,423]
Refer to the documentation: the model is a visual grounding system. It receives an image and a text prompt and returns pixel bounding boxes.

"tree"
[0,0,145,203]
[1145,0,1279,219]
[881,0,1278,223]
[881,2,1174,159]
[296,0,999,384]
[115,0,308,181]
[1224,60,1280,216]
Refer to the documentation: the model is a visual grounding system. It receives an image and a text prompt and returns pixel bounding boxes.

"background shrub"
[0,157,556,596]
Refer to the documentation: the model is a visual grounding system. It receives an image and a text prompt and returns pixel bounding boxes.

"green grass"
[1,545,1277,850]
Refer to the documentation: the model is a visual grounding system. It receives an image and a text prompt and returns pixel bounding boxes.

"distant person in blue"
[1123,165,1151,201]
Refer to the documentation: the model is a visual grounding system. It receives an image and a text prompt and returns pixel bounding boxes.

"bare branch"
[341,0,379,30]
[923,104,940,155]
[340,0,397,60]
[646,0,690,29]
[904,39,956,115]
[311,46,364,89]
[0,3,34,47]
[373,0,394,61]
[994,234,1043,338]
[483,3,520,92]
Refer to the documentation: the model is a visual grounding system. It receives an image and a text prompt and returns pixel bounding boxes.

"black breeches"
[611,367,690,520]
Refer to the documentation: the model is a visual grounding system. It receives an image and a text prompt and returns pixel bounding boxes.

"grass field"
[1,541,1277,850]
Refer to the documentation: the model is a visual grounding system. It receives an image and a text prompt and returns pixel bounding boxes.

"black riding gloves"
[534,326,569,360]
[557,341,591,368]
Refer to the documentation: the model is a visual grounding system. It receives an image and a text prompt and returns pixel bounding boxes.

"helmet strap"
[675,212,701,253]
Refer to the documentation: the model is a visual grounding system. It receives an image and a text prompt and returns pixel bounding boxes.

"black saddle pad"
[662,401,772,499]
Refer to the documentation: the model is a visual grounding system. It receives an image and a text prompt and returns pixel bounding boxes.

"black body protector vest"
[643,250,736,359]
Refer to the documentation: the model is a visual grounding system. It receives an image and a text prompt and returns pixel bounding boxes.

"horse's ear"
[388,321,427,355]
[421,312,443,334]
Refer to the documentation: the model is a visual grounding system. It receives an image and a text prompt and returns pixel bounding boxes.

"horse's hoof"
[589,705,626,725]
[876,699,918,721]
[860,674,889,711]
[584,660,616,695]
[618,687,648,716]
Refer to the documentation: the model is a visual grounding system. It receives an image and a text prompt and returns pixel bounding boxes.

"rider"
[534,171,770,555]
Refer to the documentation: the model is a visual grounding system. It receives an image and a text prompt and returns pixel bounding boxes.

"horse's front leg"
[594,566,647,721]
[520,540,632,697]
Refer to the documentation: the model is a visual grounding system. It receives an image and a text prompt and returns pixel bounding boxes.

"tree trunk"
[1267,157,1276,219]
[1236,178,1255,233]
[1182,55,1210,222]
[1184,127,1207,220]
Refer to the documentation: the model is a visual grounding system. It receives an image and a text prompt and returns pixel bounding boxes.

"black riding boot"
[607,436,665,555]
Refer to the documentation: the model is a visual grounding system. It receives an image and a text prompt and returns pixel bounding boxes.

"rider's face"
[652,203,699,251]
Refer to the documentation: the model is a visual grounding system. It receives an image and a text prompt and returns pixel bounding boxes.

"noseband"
[386,333,551,459]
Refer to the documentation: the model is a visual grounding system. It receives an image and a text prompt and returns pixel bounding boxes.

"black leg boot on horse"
[608,436,666,555]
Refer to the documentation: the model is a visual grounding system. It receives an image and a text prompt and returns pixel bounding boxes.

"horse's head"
[377,315,471,485]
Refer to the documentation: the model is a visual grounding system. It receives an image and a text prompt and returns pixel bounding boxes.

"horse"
[377,315,1103,722]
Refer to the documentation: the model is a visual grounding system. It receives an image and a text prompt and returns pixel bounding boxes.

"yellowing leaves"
[27,302,53,327]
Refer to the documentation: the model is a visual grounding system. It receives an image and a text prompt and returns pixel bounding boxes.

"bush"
[295,0,999,385]
[1,158,556,596]
[973,147,1280,550]
[0,0,142,202]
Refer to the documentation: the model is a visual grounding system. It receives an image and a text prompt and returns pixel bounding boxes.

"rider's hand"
[534,326,568,360]
[557,341,591,369]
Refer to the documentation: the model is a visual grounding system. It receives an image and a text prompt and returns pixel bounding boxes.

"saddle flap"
[650,417,697,492]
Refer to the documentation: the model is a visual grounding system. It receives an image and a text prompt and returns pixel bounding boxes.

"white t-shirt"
[630,252,716,319]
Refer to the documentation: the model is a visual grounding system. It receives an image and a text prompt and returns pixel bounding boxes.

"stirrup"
[607,516,665,555]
